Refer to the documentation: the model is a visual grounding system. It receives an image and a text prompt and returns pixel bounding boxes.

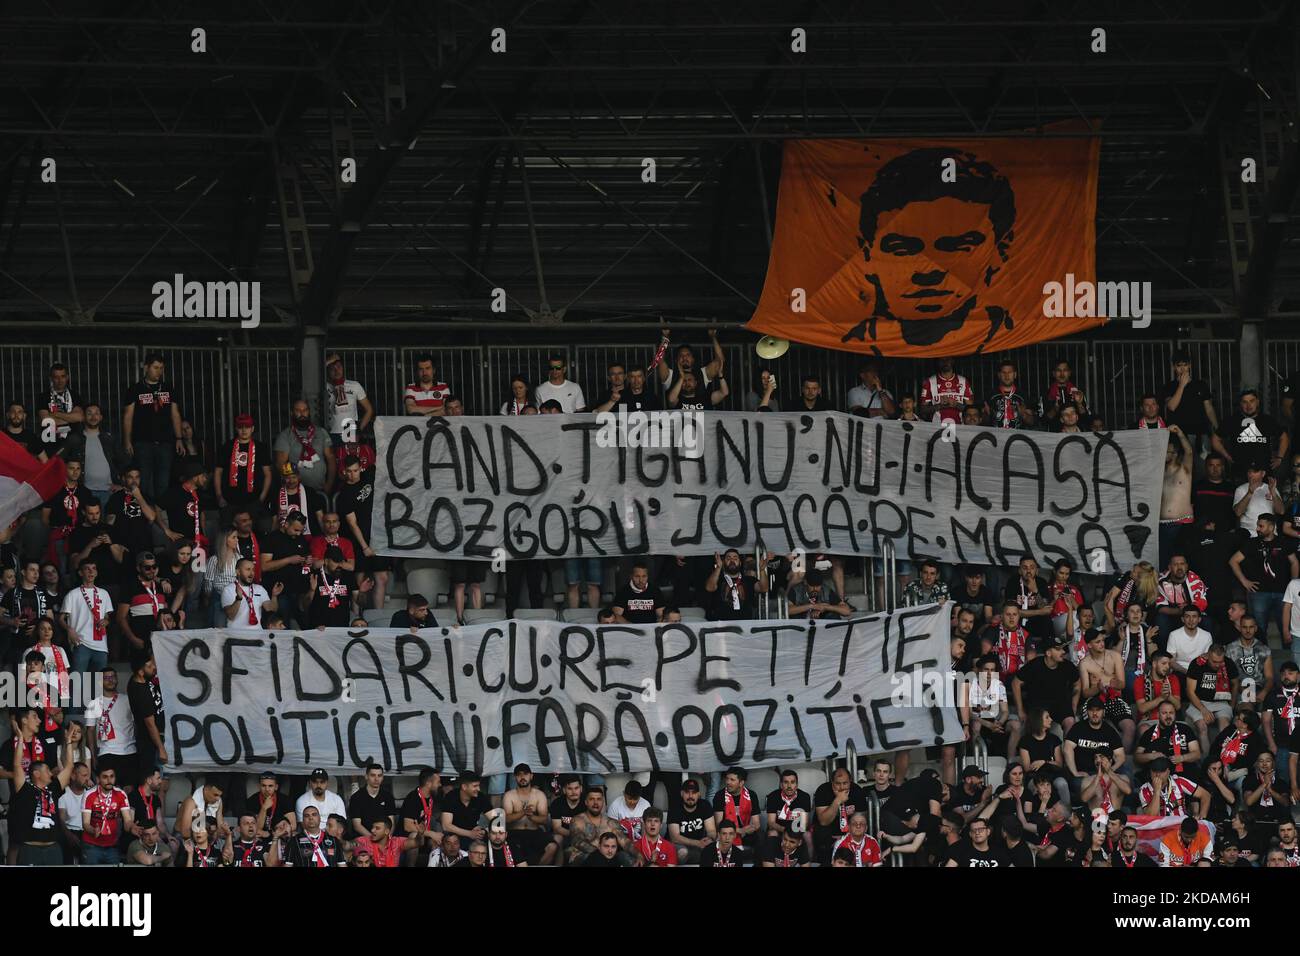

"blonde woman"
[204,528,241,628]
[1104,560,1159,629]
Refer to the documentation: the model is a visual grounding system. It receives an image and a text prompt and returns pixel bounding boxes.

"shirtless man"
[1160,426,1194,567]
[501,763,555,865]
[1078,630,1136,753]
[566,786,631,865]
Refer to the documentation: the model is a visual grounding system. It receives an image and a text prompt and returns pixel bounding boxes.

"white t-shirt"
[1167,626,1212,673]
[1284,579,1300,639]
[221,582,270,630]
[969,678,1008,720]
[1233,482,1277,535]
[325,379,367,434]
[61,586,114,652]
[59,787,87,831]
[296,788,348,823]
[534,380,586,414]
[87,691,136,756]
[607,796,651,823]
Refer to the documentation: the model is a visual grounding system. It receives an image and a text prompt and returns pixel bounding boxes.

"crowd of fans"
[2,339,1299,867]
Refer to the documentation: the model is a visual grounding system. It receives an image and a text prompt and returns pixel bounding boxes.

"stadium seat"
[481,570,501,606]
[983,755,1008,785]
[747,767,781,798]
[406,565,450,608]
[463,607,507,625]
[677,607,707,620]
[512,608,560,621]
[795,763,828,794]
[560,607,597,624]
[549,565,567,604]
[362,608,390,626]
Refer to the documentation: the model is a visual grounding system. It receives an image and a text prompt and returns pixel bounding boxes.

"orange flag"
[747,125,1102,357]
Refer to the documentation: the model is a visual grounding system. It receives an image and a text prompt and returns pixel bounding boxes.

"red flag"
[0,432,66,531]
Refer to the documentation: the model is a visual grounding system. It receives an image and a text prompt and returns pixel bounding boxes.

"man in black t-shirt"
[128,652,166,779]
[1136,699,1202,777]
[703,548,770,621]
[761,824,812,866]
[336,456,389,609]
[945,818,1007,867]
[1262,661,1300,783]
[5,401,47,459]
[105,465,156,562]
[229,814,278,867]
[34,363,86,458]
[260,512,312,629]
[813,767,867,859]
[439,772,492,846]
[1064,698,1126,784]
[667,778,715,864]
[699,819,752,867]
[763,768,814,850]
[67,500,127,579]
[952,565,996,628]
[307,546,355,628]
[1192,454,1238,533]
[549,774,585,865]
[122,353,183,500]
[1004,556,1054,641]
[611,560,665,624]
[8,723,77,865]
[282,806,345,867]
[242,771,294,838]
[1013,639,1080,728]
[215,414,273,524]
[1213,389,1287,479]
[347,764,397,838]
[1158,352,1217,465]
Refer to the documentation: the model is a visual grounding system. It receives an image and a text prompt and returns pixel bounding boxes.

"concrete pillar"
[302,326,325,421]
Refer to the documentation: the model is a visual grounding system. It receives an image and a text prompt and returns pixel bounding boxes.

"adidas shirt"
[1223,412,1281,473]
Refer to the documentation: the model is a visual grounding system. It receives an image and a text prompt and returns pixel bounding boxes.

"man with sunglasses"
[115,551,166,653]
[534,355,586,413]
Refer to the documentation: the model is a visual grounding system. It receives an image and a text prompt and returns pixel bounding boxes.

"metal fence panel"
[1264,340,1300,407]
[155,346,226,450]
[398,346,486,414]
[1088,340,1238,428]
[57,345,139,426]
[330,347,401,417]
[487,345,567,412]
[229,347,300,441]
[0,345,54,418]
[572,343,659,406]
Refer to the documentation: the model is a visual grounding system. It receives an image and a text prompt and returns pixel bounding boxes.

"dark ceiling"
[0,0,1296,334]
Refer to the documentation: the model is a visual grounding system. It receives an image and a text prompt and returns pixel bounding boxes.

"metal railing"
[0,337,1261,447]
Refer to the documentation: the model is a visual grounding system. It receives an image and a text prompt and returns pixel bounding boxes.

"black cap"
[1085,696,1106,710]
[309,768,329,780]
[893,805,919,820]
[513,763,532,774]
[1281,661,1300,674]
[961,765,987,778]
[258,771,277,780]
[680,779,700,792]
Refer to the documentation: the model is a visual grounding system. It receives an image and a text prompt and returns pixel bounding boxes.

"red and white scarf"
[97,694,117,743]
[487,840,516,867]
[1219,730,1250,766]
[80,586,107,643]
[12,734,45,772]
[29,643,69,728]
[634,833,672,866]
[304,830,329,867]
[229,440,256,493]
[721,787,754,845]
[277,484,309,526]
[235,582,260,626]
[182,481,206,548]
[291,423,318,462]
[996,626,1027,676]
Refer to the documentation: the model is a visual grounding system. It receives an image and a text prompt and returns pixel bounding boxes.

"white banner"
[371,412,1167,570]
[152,605,961,776]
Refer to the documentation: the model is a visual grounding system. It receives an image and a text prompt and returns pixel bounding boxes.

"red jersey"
[831,833,882,866]
[353,835,407,868]
[995,625,1028,679]
[634,834,677,867]
[310,534,356,564]
[920,373,973,424]
[83,786,131,847]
